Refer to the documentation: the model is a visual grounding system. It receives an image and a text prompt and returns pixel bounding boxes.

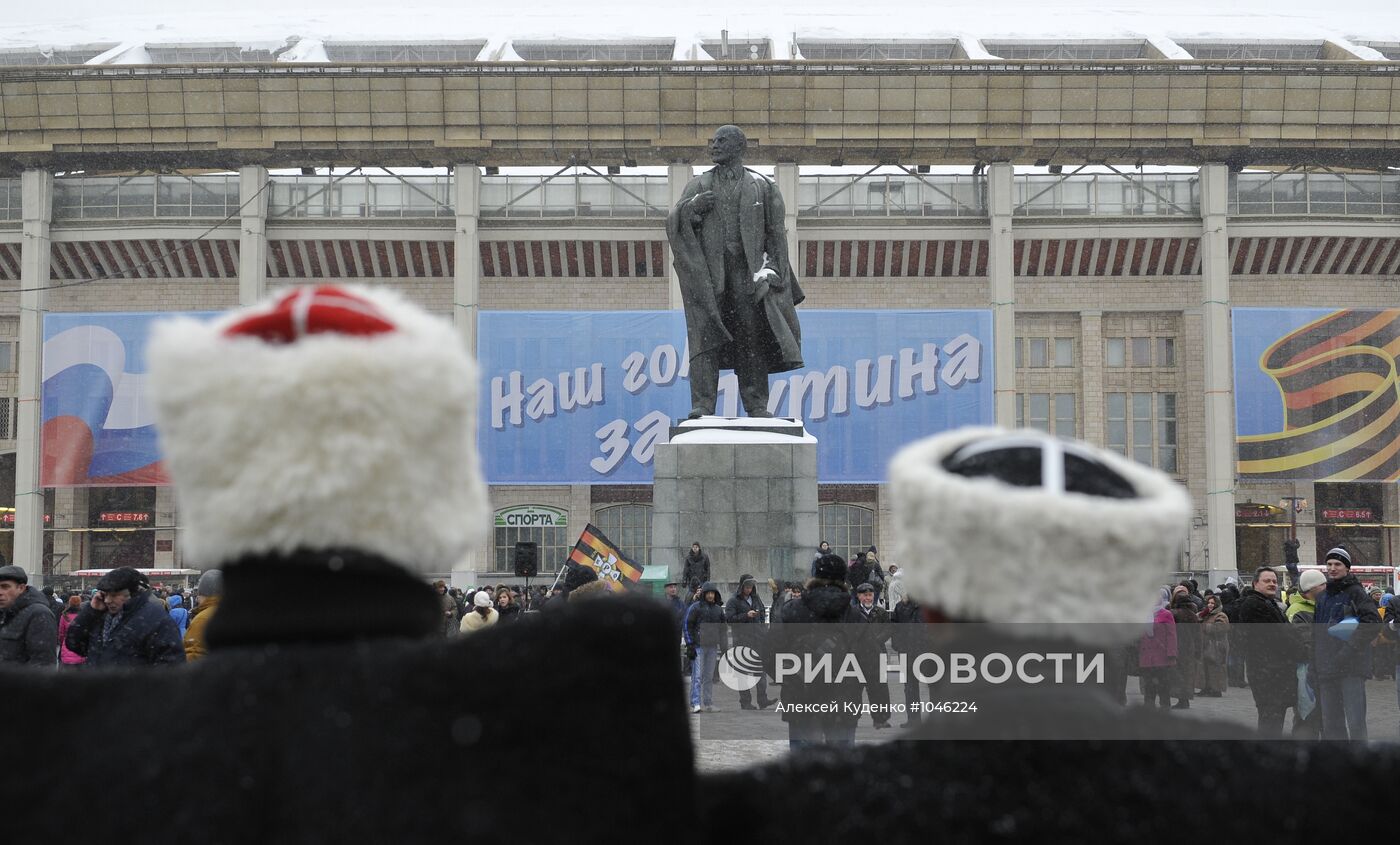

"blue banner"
[479,310,994,484]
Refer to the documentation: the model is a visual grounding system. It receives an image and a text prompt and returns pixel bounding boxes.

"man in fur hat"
[3,285,691,843]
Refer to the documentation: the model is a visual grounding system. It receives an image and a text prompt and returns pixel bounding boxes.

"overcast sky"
[3,0,1398,47]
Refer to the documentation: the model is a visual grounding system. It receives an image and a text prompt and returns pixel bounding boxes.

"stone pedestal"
[651,417,818,594]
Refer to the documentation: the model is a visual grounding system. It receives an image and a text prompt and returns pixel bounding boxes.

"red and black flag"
[568,523,643,588]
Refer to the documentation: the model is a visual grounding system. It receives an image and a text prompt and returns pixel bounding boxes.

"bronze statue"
[666,125,804,419]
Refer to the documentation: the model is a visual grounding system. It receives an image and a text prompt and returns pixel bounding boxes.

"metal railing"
[0,179,18,221]
[52,174,240,220]
[479,174,669,218]
[268,174,454,219]
[1013,173,1200,217]
[1230,171,1400,216]
[797,173,984,217]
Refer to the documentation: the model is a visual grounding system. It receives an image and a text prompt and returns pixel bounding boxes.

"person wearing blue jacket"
[1312,548,1381,740]
[168,593,190,637]
[684,582,725,713]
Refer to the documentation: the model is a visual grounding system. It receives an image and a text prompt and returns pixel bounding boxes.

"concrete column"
[153,485,177,568]
[774,162,800,280]
[14,170,51,585]
[238,165,269,305]
[453,165,482,354]
[1200,163,1237,587]
[1080,310,1104,446]
[987,163,1017,427]
[666,164,693,309]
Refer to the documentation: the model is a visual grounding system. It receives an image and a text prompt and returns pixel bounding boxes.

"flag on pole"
[568,523,643,588]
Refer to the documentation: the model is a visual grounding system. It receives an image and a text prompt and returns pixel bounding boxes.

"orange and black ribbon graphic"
[1239,309,1400,480]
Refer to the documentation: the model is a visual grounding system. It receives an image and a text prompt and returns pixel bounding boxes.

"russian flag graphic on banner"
[42,312,212,487]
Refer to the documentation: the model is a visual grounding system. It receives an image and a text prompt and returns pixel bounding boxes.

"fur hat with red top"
[148,285,488,575]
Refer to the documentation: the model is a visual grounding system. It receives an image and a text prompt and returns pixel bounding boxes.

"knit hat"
[0,564,27,585]
[1298,570,1327,593]
[473,591,493,608]
[196,569,223,598]
[888,427,1189,637]
[148,285,488,575]
[1324,547,1352,568]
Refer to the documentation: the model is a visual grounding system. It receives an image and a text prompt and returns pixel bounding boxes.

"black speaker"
[513,541,540,578]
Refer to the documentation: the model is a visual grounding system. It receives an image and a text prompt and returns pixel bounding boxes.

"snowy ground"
[692,675,1400,771]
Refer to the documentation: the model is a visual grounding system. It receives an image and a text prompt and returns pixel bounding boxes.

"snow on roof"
[2,0,1398,53]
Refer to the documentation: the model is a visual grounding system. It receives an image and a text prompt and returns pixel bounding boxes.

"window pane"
[1159,446,1178,474]
[1014,338,1023,369]
[1016,396,1025,428]
[819,503,876,565]
[1156,337,1175,368]
[1054,338,1073,367]
[1159,393,1176,421]
[1131,337,1151,367]
[1134,444,1153,465]
[1108,421,1127,454]
[1029,338,1048,368]
[1132,393,1152,420]
[0,343,12,373]
[1107,393,1126,419]
[1055,393,1076,436]
[1106,338,1126,367]
[1029,393,1050,432]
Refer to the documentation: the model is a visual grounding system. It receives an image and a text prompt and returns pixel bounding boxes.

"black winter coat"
[724,590,767,648]
[772,581,861,726]
[2,555,693,845]
[1237,591,1306,707]
[685,587,726,648]
[1313,574,1382,680]
[0,586,57,665]
[891,599,921,652]
[63,590,185,667]
[682,551,711,589]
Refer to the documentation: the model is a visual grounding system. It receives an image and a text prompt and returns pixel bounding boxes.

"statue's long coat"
[666,168,804,373]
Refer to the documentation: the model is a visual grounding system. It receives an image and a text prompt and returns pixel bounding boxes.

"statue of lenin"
[666,125,804,419]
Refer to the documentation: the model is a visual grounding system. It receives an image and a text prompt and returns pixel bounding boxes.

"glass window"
[1106,337,1126,367]
[1107,392,1127,455]
[0,342,14,373]
[1028,338,1048,368]
[1158,394,1178,474]
[594,504,652,567]
[1016,395,1025,429]
[1028,393,1050,433]
[1156,337,1176,369]
[1014,338,1023,369]
[819,503,876,565]
[1130,337,1151,367]
[1132,393,1153,466]
[1055,393,1076,437]
[1054,338,1073,367]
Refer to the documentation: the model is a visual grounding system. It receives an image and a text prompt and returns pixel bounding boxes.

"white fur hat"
[888,427,1190,630]
[148,284,489,575]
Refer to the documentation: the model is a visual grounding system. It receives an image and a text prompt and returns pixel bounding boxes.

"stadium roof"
[1,0,1397,62]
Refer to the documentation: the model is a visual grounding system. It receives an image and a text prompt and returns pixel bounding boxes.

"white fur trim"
[148,285,489,574]
[889,427,1190,633]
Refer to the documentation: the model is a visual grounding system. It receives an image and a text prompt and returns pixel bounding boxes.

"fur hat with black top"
[148,285,489,575]
[888,427,1190,635]
[810,552,848,583]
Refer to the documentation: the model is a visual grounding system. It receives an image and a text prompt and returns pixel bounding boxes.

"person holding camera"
[63,566,185,667]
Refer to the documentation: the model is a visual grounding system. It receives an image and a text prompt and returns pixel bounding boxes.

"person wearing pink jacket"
[56,595,85,666]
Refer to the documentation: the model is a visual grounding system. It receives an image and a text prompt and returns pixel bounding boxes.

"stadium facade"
[2,32,1400,589]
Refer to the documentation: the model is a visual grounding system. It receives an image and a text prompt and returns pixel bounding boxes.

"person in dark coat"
[724,574,774,710]
[890,593,924,727]
[685,582,726,713]
[844,582,893,728]
[681,543,711,592]
[1236,566,1306,738]
[63,566,184,667]
[0,565,57,666]
[666,124,804,419]
[1219,581,1248,688]
[1312,547,1382,740]
[1,285,693,844]
[1168,587,1200,708]
[773,554,862,747]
